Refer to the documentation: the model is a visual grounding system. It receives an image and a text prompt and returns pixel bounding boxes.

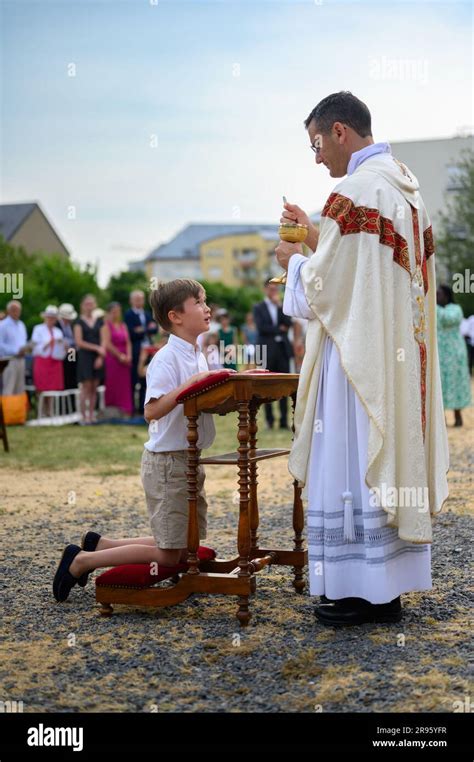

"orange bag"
[1,393,28,425]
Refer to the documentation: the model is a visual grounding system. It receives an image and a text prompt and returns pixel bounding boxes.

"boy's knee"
[160,548,182,566]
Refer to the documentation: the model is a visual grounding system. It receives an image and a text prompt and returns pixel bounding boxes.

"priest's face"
[307,119,350,178]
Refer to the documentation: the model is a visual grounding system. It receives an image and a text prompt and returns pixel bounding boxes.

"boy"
[53,279,221,601]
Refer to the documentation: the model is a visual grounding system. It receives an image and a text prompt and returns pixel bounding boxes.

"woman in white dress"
[31,305,66,416]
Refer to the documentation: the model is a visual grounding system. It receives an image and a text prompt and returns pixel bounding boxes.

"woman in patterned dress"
[436,284,472,427]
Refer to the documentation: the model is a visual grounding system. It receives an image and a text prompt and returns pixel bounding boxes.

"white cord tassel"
[343,373,356,542]
[343,490,355,542]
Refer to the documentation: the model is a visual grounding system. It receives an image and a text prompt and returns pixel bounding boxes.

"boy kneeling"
[53,279,220,601]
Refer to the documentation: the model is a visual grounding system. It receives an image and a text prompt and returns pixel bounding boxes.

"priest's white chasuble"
[283,147,449,603]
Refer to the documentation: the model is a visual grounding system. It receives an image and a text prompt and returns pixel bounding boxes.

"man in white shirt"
[0,300,28,395]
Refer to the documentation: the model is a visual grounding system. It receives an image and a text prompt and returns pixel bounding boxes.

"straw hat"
[41,305,59,318]
[58,303,78,320]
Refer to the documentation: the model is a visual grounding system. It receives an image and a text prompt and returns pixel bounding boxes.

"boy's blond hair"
[149,279,204,332]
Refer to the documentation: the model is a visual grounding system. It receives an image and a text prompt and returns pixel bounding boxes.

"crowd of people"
[0,279,471,426]
[0,291,157,422]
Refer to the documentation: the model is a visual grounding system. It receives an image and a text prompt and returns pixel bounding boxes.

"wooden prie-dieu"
[95,371,307,626]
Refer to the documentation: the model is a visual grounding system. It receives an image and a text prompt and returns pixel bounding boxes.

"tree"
[105,269,149,313]
[200,279,263,332]
[436,149,474,316]
[0,237,102,333]
[105,272,265,335]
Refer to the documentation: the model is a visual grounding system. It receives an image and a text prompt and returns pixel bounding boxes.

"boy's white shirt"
[144,332,216,452]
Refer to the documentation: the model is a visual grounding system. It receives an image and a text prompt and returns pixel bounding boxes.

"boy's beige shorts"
[141,449,208,549]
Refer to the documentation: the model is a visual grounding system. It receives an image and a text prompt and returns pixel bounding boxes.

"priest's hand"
[275,240,303,271]
[280,201,311,228]
[280,200,319,252]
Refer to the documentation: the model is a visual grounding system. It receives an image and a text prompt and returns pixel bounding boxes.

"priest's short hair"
[304,91,372,138]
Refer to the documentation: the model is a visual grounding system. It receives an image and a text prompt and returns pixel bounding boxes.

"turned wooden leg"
[98,602,113,617]
[248,399,260,556]
[237,595,250,626]
[291,392,305,593]
[186,411,200,576]
[292,480,305,593]
[236,399,251,626]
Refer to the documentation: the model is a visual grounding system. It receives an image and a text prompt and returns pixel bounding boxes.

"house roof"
[0,201,70,256]
[0,203,37,240]
[146,223,280,261]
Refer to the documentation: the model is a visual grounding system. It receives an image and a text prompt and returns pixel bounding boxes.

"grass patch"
[1,410,293,473]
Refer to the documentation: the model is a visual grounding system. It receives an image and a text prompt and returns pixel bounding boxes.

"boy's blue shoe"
[77,531,101,588]
[53,544,82,602]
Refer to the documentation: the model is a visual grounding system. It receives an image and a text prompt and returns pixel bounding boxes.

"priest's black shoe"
[315,596,402,626]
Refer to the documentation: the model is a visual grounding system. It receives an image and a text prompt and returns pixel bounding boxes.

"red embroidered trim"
[422,226,435,295]
[423,226,435,259]
[421,259,428,296]
[411,206,427,442]
[419,341,427,442]
[322,192,411,274]
[411,206,431,296]
[411,206,421,267]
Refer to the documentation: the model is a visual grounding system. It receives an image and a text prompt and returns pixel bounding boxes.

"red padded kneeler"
[95,545,216,589]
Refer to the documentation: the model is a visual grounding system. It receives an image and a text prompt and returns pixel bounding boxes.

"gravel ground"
[0,401,472,713]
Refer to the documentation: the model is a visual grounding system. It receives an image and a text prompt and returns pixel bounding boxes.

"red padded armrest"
[176,370,232,403]
[176,368,272,404]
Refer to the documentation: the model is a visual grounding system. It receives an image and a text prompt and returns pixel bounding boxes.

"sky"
[1,0,472,285]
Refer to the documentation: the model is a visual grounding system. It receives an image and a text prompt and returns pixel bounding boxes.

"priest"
[275,91,449,626]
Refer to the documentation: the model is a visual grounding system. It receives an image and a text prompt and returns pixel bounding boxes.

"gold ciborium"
[270,222,309,284]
